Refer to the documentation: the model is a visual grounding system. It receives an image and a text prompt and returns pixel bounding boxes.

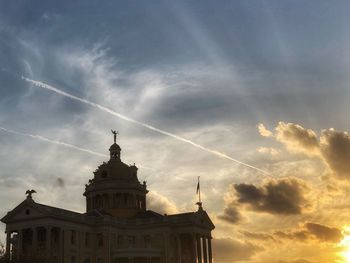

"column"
[46,227,52,260]
[203,238,208,263]
[6,232,11,260]
[110,193,114,208]
[176,235,182,263]
[17,230,23,260]
[163,233,170,263]
[33,228,38,253]
[142,196,146,210]
[107,232,111,263]
[191,234,197,263]
[60,229,65,263]
[208,238,212,263]
[196,236,202,263]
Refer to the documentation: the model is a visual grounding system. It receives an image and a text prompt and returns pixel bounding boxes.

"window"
[117,235,123,248]
[144,235,151,248]
[97,233,104,248]
[85,233,90,247]
[127,236,136,248]
[71,230,76,245]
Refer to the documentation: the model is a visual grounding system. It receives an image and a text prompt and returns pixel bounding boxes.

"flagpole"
[196,176,202,210]
[198,176,201,203]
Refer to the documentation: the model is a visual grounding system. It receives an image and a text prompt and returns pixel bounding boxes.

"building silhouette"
[1,133,214,263]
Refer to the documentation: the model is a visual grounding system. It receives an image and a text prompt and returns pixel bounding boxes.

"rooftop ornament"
[25,189,36,199]
[111,129,119,144]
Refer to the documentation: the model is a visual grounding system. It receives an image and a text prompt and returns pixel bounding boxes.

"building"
[1,133,215,263]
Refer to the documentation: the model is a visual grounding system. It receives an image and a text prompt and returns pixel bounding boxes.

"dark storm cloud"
[213,238,263,263]
[234,178,309,215]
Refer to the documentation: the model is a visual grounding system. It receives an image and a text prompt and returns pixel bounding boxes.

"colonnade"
[5,226,64,262]
[174,234,212,263]
[88,192,146,211]
[195,236,212,263]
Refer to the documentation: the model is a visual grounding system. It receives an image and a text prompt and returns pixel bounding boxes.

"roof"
[1,198,214,231]
[131,210,164,219]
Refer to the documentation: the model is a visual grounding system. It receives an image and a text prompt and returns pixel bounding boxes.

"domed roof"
[109,143,121,151]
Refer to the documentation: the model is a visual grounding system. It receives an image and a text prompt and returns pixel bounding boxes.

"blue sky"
[2,1,350,262]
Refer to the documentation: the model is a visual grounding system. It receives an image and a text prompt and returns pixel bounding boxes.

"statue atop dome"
[111,129,118,143]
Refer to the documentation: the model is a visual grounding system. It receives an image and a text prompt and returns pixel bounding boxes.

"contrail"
[22,77,269,175]
[0,126,108,158]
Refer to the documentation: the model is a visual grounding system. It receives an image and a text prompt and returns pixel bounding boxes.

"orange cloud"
[275,122,319,156]
[259,122,350,180]
[258,123,273,137]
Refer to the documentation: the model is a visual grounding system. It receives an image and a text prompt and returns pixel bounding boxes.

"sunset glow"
[340,227,350,263]
[2,1,350,262]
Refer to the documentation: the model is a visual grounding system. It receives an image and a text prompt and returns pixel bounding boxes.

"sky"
[1,0,350,262]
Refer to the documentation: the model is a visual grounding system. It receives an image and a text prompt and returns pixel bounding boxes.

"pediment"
[195,210,215,230]
[1,198,48,223]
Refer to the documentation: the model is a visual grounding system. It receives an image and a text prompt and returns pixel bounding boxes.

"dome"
[109,143,121,151]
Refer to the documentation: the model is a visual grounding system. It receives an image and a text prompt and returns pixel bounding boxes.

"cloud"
[305,222,343,243]
[213,238,263,263]
[275,122,319,156]
[274,230,309,242]
[258,123,273,137]
[320,129,350,179]
[233,178,309,215]
[218,206,243,224]
[54,177,65,188]
[240,231,276,242]
[23,77,267,175]
[261,122,350,179]
[146,191,179,215]
[278,260,314,263]
[275,222,343,243]
[258,147,279,156]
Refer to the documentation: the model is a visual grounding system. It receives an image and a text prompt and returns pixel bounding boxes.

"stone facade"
[1,138,214,263]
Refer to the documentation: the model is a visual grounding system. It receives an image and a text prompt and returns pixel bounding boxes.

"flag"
[196,178,200,194]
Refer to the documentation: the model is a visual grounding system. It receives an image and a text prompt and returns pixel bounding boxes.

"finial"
[111,129,119,144]
[25,189,36,199]
[196,201,203,211]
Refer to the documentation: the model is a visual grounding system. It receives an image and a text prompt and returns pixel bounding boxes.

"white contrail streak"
[22,77,269,175]
[0,126,108,158]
